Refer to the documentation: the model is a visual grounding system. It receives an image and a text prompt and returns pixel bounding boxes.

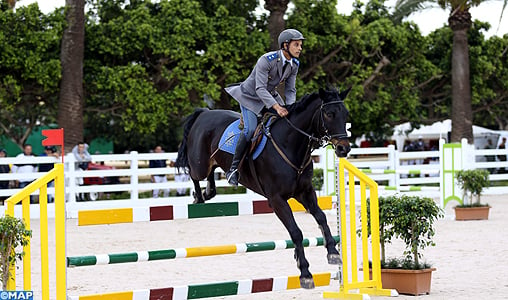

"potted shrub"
[312,168,324,194]
[0,215,32,290]
[360,194,443,295]
[454,169,491,220]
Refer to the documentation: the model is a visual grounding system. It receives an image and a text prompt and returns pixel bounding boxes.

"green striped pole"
[67,236,339,267]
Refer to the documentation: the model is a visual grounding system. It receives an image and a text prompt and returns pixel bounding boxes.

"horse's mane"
[286,92,320,114]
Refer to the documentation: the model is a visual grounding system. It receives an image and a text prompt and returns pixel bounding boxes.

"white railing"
[348,145,441,191]
[0,151,251,217]
[1,141,508,217]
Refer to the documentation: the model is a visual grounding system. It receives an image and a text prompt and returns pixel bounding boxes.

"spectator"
[483,139,495,173]
[498,137,507,173]
[415,136,425,151]
[72,142,92,201]
[72,142,92,171]
[149,145,169,198]
[0,148,10,202]
[170,160,190,196]
[11,144,37,203]
[403,140,414,152]
[39,146,59,203]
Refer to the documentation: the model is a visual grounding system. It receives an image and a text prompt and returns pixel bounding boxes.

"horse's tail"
[175,108,209,172]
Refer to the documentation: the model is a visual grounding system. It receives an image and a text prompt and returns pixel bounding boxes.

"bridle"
[284,100,348,148]
[266,99,348,175]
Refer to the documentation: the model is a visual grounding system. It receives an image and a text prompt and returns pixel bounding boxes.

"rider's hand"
[272,103,288,117]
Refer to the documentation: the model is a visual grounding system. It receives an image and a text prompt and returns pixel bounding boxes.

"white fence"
[1,139,508,218]
[346,140,508,197]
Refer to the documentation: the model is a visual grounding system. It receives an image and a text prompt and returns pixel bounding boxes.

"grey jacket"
[225,50,299,114]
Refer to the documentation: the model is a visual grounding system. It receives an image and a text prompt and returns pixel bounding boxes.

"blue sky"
[18,0,508,38]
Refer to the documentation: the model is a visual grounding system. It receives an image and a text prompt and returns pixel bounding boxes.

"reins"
[266,128,314,175]
[266,99,348,176]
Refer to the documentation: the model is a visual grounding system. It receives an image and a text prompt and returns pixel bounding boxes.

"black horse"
[175,87,351,289]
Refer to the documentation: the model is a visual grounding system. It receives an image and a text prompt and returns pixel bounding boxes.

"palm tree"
[264,0,289,50]
[394,0,507,143]
[58,0,85,152]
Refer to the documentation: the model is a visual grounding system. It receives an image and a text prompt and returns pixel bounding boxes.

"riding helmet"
[278,29,305,49]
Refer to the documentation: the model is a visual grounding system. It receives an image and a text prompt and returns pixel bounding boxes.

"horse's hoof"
[203,189,216,200]
[192,192,204,204]
[327,253,342,265]
[300,277,315,289]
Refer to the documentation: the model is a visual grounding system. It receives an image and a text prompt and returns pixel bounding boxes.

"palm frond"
[393,0,439,23]
[498,0,508,34]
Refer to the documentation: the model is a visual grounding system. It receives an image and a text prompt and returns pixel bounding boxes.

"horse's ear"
[319,88,326,99]
[339,87,351,100]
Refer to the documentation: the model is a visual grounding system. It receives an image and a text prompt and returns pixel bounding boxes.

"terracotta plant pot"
[454,206,490,221]
[380,268,436,296]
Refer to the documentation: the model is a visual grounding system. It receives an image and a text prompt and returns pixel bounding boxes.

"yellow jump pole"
[40,184,50,300]
[6,200,15,290]
[54,164,67,300]
[22,194,31,291]
[324,158,397,299]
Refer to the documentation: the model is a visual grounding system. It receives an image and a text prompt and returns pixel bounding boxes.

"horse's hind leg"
[203,166,217,200]
[192,179,205,204]
[301,191,341,265]
[271,196,315,289]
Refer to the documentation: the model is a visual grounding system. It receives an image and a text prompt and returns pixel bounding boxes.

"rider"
[224,28,305,186]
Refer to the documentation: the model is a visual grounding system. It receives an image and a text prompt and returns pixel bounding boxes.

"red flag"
[42,128,65,163]
[42,128,64,146]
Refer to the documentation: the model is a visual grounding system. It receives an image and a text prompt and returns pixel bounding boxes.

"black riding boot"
[226,134,248,186]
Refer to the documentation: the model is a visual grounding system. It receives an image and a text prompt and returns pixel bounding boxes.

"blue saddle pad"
[218,119,267,160]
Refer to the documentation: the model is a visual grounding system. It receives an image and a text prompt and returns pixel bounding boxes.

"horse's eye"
[326,112,335,119]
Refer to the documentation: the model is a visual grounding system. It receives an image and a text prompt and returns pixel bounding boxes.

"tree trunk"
[412,224,418,267]
[449,10,473,143]
[264,0,289,50]
[58,0,85,153]
[1,0,16,10]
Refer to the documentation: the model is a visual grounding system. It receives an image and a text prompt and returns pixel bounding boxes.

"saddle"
[249,113,278,154]
[217,112,279,160]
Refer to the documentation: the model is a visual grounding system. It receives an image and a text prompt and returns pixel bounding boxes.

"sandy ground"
[13,195,508,300]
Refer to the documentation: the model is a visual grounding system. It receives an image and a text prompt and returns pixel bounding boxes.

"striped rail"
[67,236,339,267]
[68,272,336,300]
[351,169,440,193]
[378,185,440,191]
[77,196,332,226]
[359,168,439,175]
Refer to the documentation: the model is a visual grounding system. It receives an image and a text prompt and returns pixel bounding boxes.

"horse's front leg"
[271,196,314,289]
[300,190,341,265]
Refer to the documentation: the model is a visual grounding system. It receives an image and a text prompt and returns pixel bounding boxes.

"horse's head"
[318,87,351,157]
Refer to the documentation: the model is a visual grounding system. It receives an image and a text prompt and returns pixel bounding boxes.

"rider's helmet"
[278,29,305,49]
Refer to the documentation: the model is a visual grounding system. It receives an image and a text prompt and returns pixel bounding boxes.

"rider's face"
[288,40,303,58]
